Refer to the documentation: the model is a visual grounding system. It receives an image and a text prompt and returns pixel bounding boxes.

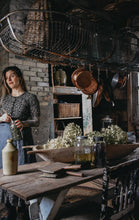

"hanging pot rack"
[0,9,138,68]
[0,9,118,66]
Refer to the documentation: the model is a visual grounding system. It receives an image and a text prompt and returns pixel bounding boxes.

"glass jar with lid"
[10,120,22,141]
[101,115,113,131]
[93,136,106,168]
[74,136,92,169]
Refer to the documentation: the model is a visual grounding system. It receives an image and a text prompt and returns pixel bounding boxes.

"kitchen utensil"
[71,67,85,86]
[38,162,84,178]
[71,68,92,89]
[25,143,139,163]
[103,89,111,102]
[92,84,103,107]
[81,77,98,95]
[111,73,127,89]
[71,68,98,95]
[27,146,75,163]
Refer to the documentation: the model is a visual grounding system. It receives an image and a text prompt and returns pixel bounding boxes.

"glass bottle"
[74,136,92,169]
[10,120,22,141]
[93,136,106,168]
[2,139,18,175]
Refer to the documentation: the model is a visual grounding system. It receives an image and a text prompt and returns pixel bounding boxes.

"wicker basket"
[58,103,80,118]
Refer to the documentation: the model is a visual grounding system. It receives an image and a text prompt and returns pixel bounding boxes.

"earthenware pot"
[2,139,18,175]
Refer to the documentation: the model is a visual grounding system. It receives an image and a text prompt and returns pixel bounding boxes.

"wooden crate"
[58,103,80,118]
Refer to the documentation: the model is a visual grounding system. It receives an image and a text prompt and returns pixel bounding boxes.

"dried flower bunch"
[45,123,82,149]
[45,124,127,149]
[103,125,127,144]
[86,125,127,145]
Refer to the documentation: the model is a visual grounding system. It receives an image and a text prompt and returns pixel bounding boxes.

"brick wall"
[0,0,54,145]
[0,48,53,145]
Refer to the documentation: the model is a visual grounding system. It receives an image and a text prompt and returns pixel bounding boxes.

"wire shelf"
[0,9,138,68]
[0,9,117,66]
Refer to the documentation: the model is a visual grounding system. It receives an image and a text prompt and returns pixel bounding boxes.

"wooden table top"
[0,161,104,201]
[0,157,138,202]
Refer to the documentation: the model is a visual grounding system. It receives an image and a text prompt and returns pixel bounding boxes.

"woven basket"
[58,103,80,118]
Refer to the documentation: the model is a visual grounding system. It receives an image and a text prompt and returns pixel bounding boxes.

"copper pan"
[81,77,98,95]
[103,89,111,102]
[71,67,85,87]
[71,67,98,95]
[71,68,93,89]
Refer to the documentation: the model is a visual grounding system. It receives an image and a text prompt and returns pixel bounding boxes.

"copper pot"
[71,68,98,95]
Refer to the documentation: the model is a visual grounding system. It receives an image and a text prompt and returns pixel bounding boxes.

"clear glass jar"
[93,136,106,168]
[74,136,92,169]
[101,115,113,131]
[10,120,22,141]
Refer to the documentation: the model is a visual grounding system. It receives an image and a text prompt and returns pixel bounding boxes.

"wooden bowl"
[106,143,139,161]
[33,145,75,163]
[30,143,139,163]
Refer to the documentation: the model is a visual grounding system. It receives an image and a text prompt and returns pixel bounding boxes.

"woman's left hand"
[15,119,23,131]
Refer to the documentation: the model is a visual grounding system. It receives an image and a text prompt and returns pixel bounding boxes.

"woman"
[0,66,40,168]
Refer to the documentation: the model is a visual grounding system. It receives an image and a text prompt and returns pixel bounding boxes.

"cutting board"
[38,162,83,178]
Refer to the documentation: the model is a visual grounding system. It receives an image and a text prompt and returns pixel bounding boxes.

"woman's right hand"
[0,113,11,122]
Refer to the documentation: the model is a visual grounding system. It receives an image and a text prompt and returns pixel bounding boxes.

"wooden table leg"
[29,188,69,220]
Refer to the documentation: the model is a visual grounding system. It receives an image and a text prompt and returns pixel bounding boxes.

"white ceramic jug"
[2,139,18,175]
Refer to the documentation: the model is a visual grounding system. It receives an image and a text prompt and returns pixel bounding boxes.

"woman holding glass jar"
[0,66,40,168]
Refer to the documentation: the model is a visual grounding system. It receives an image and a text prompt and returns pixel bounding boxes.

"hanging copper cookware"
[92,84,103,107]
[71,68,98,95]
[111,73,127,89]
[71,67,85,87]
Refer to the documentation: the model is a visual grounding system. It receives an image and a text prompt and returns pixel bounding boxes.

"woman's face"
[5,70,21,89]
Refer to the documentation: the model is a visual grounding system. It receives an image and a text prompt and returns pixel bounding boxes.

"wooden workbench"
[0,161,104,220]
[0,157,138,220]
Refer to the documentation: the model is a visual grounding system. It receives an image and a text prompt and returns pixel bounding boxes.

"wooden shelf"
[51,86,82,95]
[54,117,82,120]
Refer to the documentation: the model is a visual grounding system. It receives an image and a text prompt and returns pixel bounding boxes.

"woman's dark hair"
[0,66,27,99]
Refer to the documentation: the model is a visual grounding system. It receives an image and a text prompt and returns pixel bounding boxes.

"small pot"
[111,73,127,89]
